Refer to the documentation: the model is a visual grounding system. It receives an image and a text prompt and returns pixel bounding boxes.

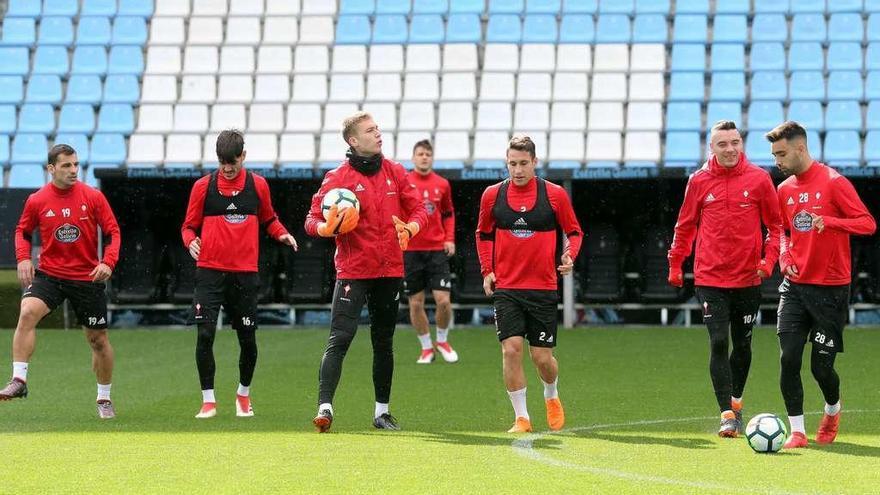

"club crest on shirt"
[793,210,813,232]
[54,223,81,243]
[511,217,534,239]
[423,199,436,215]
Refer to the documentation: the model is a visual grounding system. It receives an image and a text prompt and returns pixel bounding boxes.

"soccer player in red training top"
[1,144,121,419]
[667,120,784,437]
[766,121,876,449]
[182,130,297,419]
[306,111,427,432]
[403,139,459,364]
[476,135,582,433]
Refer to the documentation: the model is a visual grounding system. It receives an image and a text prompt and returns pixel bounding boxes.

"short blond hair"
[342,111,374,145]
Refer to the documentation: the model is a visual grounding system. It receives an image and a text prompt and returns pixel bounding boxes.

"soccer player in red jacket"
[404,139,458,364]
[476,135,582,433]
[1,144,121,419]
[668,120,784,437]
[765,121,876,449]
[305,111,427,432]
[181,130,297,419]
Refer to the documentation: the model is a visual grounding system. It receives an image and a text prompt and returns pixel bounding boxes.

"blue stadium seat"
[372,15,408,44]
[6,0,42,17]
[825,100,862,130]
[823,131,861,165]
[672,15,707,44]
[710,44,744,71]
[38,16,74,46]
[489,0,525,13]
[96,104,134,135]
[868,44,880,70]
[675,0,708,14]
[117,0,154,17]
[18,104,54,134]
[522,15,558,42]
[706,101,742,127]
[90,133,126,165]
[76,16,111,45]
[664,102,701,131]
[789,0,824,14]
[446,14,481,43]
[595,15,631,43]
[663,132,701,166]
[634,0,668,13]
[65,75,102,105]
[869,15,880,42]
[409,15,444,43]
[111,17,148,45]
[670,44,705,72]
[750,71,787,101]
[8,166,47,188]
[473,160,506,169]
[789,71,825,100]
[433,160,465,169]
[11,134,48,165]
[54,133,89,163]
[745,132,773,165]
[714,0,749,14]
[377,0,412,14]
[43,0,79,16]
[827,71,864,100]
[809,130,823,158]
[668,72,705,101]
[0,77,24,105]
[749,43,786,71]
[750,14,788,43]
[827,43,863,71]
[108,46,144,75]
[788,43,824,71]
[867,101,880,130]
[103,75,139,104]
[828,13,863,42]
[0,135,8,165]
[829,0,864,13]
[0,106,16,134]
[711,15,747,43]
[562,0,597,13]
[748,101,784,132]
[631,15,667,43]
[25,75,62,104]
[868,72,880,99]
[526,0,561,13]
[336,16,371,45]
[72,46,108,76]
[547,161,581,169]
[57,104,96,135]
[787,100,824,131]
[0,48,30,76]
[791,14,827,43]
[413,0,448,14]
[340,0,375,14]
[486,14,522,43]
[0,18,36,46]
[559,15,594,43]
[865,131,880,165]
[81,0,117,16]
[32,46,69,76]
[709,72,745,101]
[598,0,632,14]
[449,0,484,13]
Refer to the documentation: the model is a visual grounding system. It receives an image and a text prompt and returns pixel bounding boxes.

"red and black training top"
[476,177,583,291]
[405,170,455,251]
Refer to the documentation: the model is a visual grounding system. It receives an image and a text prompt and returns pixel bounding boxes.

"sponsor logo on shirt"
[355,183,365,192]
[224,213,248,224]
[227,203,237,210]
[787,196,795,205]
[793,210,813,232]
[511,217,534,239]
[54,223,81,243]
[705,193,716,202]
[45,209,55,218]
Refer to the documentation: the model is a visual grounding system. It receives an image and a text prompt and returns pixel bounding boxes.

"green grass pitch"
[1,326,879,494]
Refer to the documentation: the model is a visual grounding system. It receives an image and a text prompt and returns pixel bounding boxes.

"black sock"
[195,323,217,391]
[236,329,258,388]
[707,322,733,412]
[779,332,808,416]
[810,346,840,406]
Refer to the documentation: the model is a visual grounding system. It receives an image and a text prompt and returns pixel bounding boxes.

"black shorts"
[493,289,558,348]
[694,285,761,328]
[777,279,849,353]
[189,268,259,331]
[403,250,452,296]
[23,270,108,329]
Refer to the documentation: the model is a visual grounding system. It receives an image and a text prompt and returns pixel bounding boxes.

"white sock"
[375,402,389,418]
[789,415,805,434]
[436,327,449,343]
[542,377,558,400]
[507,387,529,420]
[825,401,841,416]
[202,389,216,404]
[318,402,333,415]
[97,383,111,401]
[237,384,249,397]
[12,362,28,382]
[417,332,433,350]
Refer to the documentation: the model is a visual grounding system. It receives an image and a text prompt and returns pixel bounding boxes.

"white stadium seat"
[403,73,439,101]
[155,0,189,16]
[476,102,512,131]
[624,131,661,162]
[137,104,173,133]
[593,44,630,72]
[217,75,253,103]
[225,17,262,46]
[187,17,224,45]
[183,46,218,74]
[588,102,624,131]
[301,0,336,16]
[319,132,345,161]
[432,131,470,160]
[396,131,431,161]
[291,74,327,102]
[514,102,550,131]
[285,103,322,133]
[553,73,589,102]
[279,133,316,163]
[179,75,217,103]
[520,44,556,72]
[479,72,515,102]
[322,103,358,132]
[164,134,202,164]
[551,102,587,131]
[173,104,209,133]
[556,45,592,72]
[473,131,509,160]
[436,102,473,131]
[328,74,365,102]
[516,73,552,101]
[243,134,278,164]
[628,73,665,101]
[332,46,368,74]
[253,75,290,102]
[369,45,404,73]
[209,104,246,131]
[192,0,227,16]
[442,44,478,72]
[405,45,441,72]
[366,74,402,102]
[128,134,164,164]
[484,44,519,72]
[140,75,177,103]
[626,102,663,131]
[149,17,185,45]
[219,46,255,74]
[298,16,334,44]
[248,103,284,133]
[441,73,476,101]
[398,102,435,131]
[263,17,299,45]
[145,46,181,75]
[257,46,293,74]
[230,0,266,16]
[266,0,300,15]
[630,44,667,72]
[591,73,628,101]
[548,131,585,161]
[586,131,623,162]
[293,46,330,74]
[361,102,397,130]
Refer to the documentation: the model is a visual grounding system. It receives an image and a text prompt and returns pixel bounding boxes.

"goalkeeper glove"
[392,215,420,250]
[317,205,359,237]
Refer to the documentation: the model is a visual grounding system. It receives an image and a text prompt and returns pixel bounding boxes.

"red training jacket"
[15,181,121,281]
[404,170,455,251]
[305,157,427,279]
[777,161,876,285]
[668,154,784,288]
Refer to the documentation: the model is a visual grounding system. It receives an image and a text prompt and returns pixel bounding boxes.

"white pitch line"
[512,410,879,495]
